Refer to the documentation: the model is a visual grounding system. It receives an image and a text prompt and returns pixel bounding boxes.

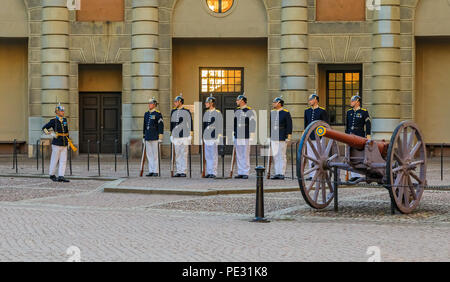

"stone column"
[371,0,401,140]
[280,0,309,134]
[128,0,159,144]
[41,0,70,120]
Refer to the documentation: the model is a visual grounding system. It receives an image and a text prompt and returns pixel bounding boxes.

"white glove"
[51,132,57,138]
[187,135,192,144]
[170,135,173,143]
[142,138,145,144]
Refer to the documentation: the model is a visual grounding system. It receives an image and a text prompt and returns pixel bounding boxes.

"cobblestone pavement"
[0,176,448,262]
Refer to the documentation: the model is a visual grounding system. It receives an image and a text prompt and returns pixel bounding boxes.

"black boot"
[58,176,70,183]
[146,173,154,177]
[50,175,58,182]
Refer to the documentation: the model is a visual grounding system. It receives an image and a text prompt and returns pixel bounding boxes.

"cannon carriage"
[297,120,427,214]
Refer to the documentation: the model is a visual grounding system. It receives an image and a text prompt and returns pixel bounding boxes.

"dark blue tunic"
[345,108,371,137]
[143,110,164,141]
[170,107,193,138]
[42,117,69,146]
[270,108,293,141]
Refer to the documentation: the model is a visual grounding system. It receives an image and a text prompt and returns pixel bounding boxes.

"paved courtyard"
[0,168,449,261]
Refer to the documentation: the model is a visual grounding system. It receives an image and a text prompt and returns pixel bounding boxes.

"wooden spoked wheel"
[386,121,426,214]
[297,121,339,209]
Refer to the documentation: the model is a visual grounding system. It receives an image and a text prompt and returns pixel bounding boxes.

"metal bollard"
[87,139,90,171]
[441,143,444,181]
[97,141,101,176]
[291,142,294,180]
[114,139,118,172]
[41,142,44,175]
[251,166,270,223]
[36,140,39,171]
[189,145,192,178]
[255,144,259,167]
[12,139,16,169]
[126,143,129,177]
[69,145,72,176]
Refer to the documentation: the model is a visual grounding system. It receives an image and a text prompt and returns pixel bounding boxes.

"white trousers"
[173,138,189,174]
[145,141,159,173]
[204,140,218,176]
[271,141,287,176]
[235,139,250,176]
[49,145,67,177]
[306,141,318,178]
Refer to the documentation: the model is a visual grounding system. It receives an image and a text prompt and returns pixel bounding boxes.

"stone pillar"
[280,0,308,134]
[41,0,70,120]
[128,0,159,144]
[371,0,401,140]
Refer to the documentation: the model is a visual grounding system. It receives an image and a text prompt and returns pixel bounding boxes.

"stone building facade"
[0,0,449,155]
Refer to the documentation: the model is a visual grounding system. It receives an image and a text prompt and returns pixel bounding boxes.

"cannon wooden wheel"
[297,121,339,209]
[386,121,426,214]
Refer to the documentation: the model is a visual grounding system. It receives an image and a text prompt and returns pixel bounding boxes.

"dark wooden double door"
[80,93,121,153]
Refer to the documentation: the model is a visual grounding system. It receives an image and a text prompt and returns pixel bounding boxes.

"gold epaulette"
[361,108,368,111]
[283,109,289,112]
[319,107,326,110]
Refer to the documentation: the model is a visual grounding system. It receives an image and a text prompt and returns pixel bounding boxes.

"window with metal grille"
[326,71,362,125]
[206,0,234,13]
[200,68,243,93]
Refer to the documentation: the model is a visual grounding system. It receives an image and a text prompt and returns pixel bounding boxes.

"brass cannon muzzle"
[315,126,388,157]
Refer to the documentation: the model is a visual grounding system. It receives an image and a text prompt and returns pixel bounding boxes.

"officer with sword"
[42,103,77,183]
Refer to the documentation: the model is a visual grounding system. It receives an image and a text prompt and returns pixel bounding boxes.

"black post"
[189,145,192,178]
[114,139,118,172]
[255,144,259,167]
[263,144,267,168]
[97,141,101,176]
[251,166,270,223]
[12,139,16,169]
[126,143,129,177]
[87,139,90,171]
[291,142,294,180]
[441,143,444,181]
[221,136,225,178]
[14,139,18,174]
[41,141,44,175]
[69,145,72,176]
[334,167,339,212]
[158,142,161,177]
[36,140,39,171]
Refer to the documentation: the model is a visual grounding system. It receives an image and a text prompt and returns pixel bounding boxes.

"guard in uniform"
[270,96,293,180]
[42,104,71,183]
[143,98,164,177]
[304,93,328,180]
[346,94,371,181]
[233,94,256,179]
[170,94,193,177]
[203,94,222,178]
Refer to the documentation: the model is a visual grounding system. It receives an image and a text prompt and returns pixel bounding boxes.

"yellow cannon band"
[315,126,326,137]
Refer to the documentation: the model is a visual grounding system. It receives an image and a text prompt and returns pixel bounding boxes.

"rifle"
[201,141,206,178]
[139,140,146,177]
[229,145,236,178]
[170,142,175,177]
[266,141,273,179]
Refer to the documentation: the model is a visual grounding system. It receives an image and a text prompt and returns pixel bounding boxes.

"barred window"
[200,68,243,93]
[326,71,362,125]
[206,0,234,13]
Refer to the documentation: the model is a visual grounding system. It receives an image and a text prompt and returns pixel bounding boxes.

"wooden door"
[80,93,121,153]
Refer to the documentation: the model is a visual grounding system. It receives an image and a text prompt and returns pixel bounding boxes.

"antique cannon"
[297,120,427,214]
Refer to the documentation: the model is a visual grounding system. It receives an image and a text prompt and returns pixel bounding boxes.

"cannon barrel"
[315,126,388,157]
